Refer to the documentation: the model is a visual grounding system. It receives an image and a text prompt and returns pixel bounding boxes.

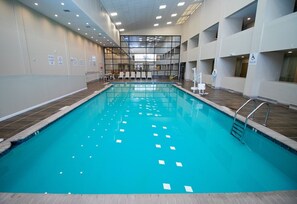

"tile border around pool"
[0,84,113,155]
[173,84,297,152]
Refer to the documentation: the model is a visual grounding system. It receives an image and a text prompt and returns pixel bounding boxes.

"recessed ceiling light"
[241,56,245,58]
[76,14,79,17]
[115,22,122,25]
[119,29,125,32]
[96,39,98,41]
[159,5,166,9]
[54,14,58,17]
[91,36,93,39]
[85,33,88,35]
[171,13,177,17]
[34,3,38,6]
[61,2,64,6]
[154,23,159,26]
[99,33,102,35]
[247,17,251,21]
[68,22,71,25]
[110,12,117,16]
[178,2,185,6]
[107,39,109,41]
[156,16,162,19]
[77,28,80,30]
[93,28,96,31]
[167,22,172,25]
[288,51,293,54]
[86,22,89,25]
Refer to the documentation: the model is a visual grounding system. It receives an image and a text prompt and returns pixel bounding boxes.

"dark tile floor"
[0,79,296,142]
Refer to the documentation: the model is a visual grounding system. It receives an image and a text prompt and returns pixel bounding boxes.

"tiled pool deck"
[0,79,297,203]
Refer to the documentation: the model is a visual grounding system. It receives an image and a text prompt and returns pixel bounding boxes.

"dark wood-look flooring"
[0,79,296,142]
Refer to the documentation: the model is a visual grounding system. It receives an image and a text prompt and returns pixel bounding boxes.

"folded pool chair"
[141,72,146,79]
[118,71,124,79]
[147,72,152,79]
[136,72,141,79]
[125,71,130,79]
[130,72,135,79]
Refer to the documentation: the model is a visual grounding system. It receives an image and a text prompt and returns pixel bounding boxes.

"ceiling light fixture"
[156,16,162,19]
[110,12,118,16]
[154,23,159,26]
[34,3,38,6]
[85,33,88,35]
[247,17,251,21]
[99,33,102,35]
[77,28,80,30]
[288,51,293,54]
[68,22,71,25]
[119,29,125,32]
[167,22,172,25]
[86,22,89,25]
[54,14,58,17]
[115,22,122,25]
[159,5,166,9]
[171,13,177,17]
[91,36,93,39]
[178,2,185,6]
[76,14,79,17]
[61,2,64,6]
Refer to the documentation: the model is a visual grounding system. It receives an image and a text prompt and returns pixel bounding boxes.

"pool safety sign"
[48,55,55,65]
[249,53,258,65]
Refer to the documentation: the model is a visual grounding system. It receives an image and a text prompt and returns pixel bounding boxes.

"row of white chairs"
[118,71,152,79]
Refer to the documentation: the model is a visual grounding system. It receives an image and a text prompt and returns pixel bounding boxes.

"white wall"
[258,81,297,105]
[180,0,297,105]
[0,0,104,120]
[123,25,182,36]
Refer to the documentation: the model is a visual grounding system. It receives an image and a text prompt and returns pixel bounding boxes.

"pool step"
[231,120,245,142]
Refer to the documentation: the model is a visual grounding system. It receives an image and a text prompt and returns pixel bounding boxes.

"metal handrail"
[244,102,270,129]
[234,98,256,122]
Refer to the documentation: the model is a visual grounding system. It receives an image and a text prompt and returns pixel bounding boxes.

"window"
[234,56,249,77]
[279,52,297,83]
[104,35,181,78]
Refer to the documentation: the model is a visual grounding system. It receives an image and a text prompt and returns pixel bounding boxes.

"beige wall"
[0,0,104,120]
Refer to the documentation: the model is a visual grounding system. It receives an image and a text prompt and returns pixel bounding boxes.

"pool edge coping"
[173,84,297,152]
[0,84,113,155]
[0,190,297,204]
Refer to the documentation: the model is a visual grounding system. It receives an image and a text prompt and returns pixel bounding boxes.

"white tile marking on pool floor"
[116,139,122,143]
[80,171,83,175]
[155,144,161,148]
[163,126,167,129]
[153,133,158,137]
[176,162,183,167]
[72,156,75,159]
[166,135,171,139]
[152,125,156,128]
[170,146,176,150]
[163,183,171,190]
[81,145,84,147]
[59,172,63,175]
[87,136,90,139]
[139,112,143,115]
[122,121,127,124]
[158,160,165,165]
[120,129,125,132]
[184,186,193,192]
[96,144,99,147]
[89,156,92,159]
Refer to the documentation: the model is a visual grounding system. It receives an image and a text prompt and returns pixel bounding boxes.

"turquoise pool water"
[0,83,297,194]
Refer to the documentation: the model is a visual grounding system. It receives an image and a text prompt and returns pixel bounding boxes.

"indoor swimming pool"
[0,83,296,194]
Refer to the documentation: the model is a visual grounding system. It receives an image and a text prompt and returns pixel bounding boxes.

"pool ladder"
[231,99,270,143]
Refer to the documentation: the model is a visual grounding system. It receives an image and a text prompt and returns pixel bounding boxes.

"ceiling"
[17,0,203,47]
[101,0,203,32]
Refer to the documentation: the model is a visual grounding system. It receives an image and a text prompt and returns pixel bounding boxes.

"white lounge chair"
[136,72,141,79]
[147,72,152,79]
[125,71,130,79]
[118,72,124,79]
[141,72,146,79]
[130,72,135,79]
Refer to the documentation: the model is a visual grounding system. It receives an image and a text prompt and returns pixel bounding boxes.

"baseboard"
[0,87,87,122]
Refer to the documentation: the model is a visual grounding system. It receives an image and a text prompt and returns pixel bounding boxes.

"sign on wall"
[57,56,63,65]
[249,53,258,65]
[48,55,55,65]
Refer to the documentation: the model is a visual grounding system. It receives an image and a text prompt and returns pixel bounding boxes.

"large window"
[279,52,297,83]
[104,35,181,78]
